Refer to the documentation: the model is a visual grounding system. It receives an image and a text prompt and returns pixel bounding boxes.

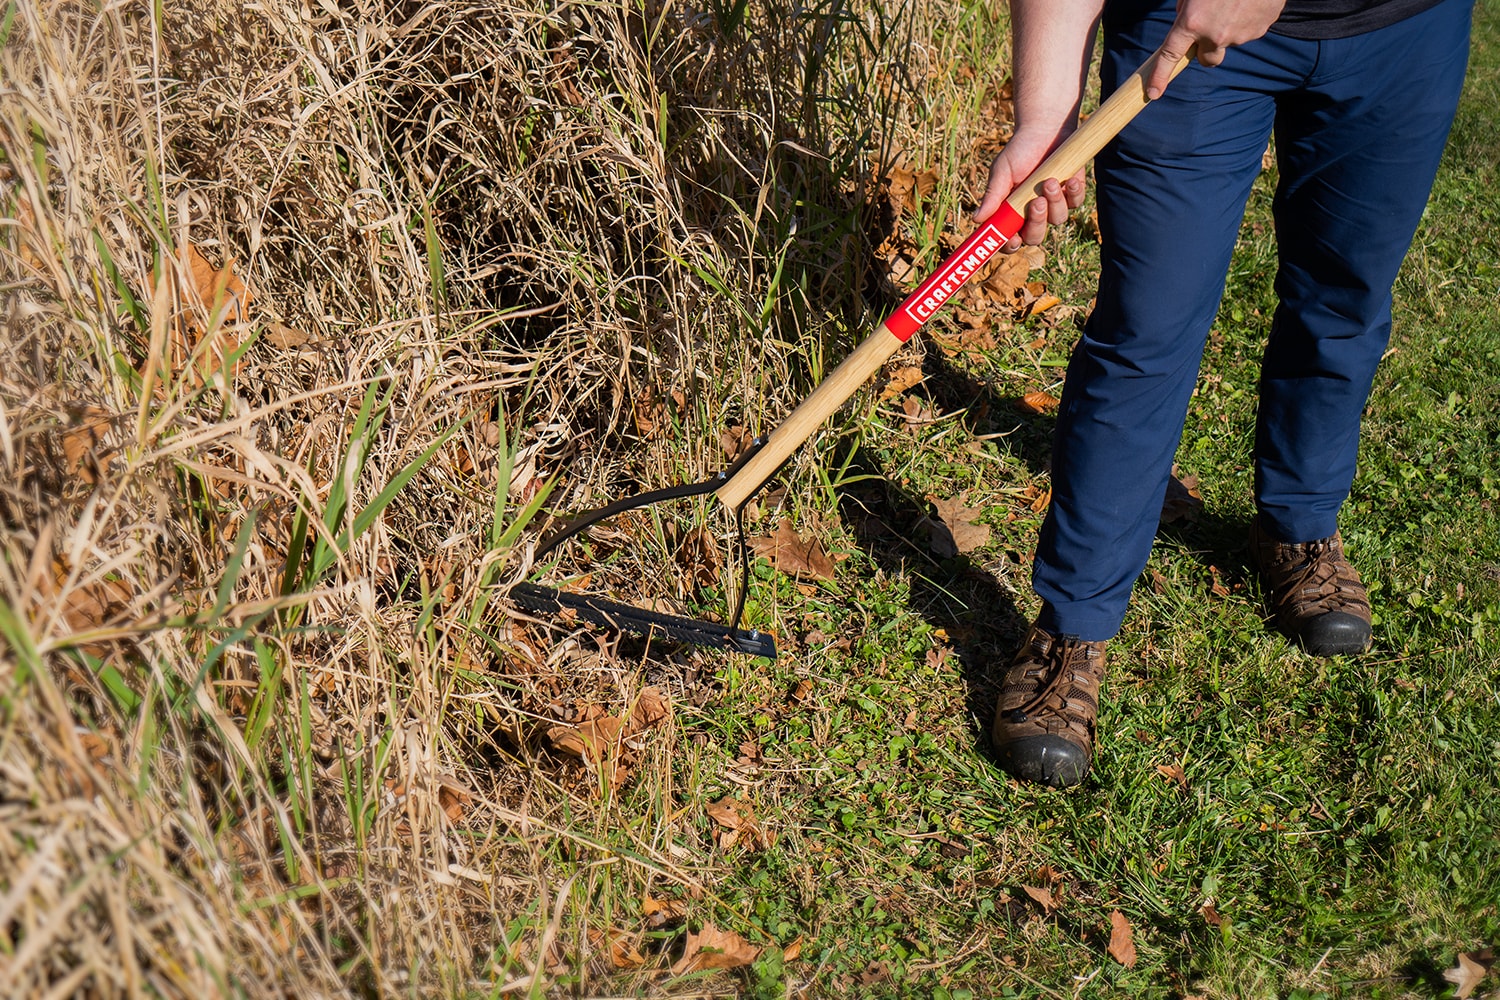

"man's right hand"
[974,127,1089,251]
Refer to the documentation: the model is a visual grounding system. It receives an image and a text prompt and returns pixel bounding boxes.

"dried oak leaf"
[1016,390,1061,415]
[61,406,115,484]
[12,194,48,270]
[588,927,646,969]
[707,795,772,851]
[1444,951,1495,999]
[1155,761,1188,791]
[884,163,939,215]
[983,244,1046,305]
[671,923,761,975]
[1027,293,1063,317]
[901,395,936,429]
[642,894,688,929]
[749,519,837,582]
[158,243,254,387]
[880,364,925,401]
[721,424,754,461]
[1021,884,1055,914]
[548,714,624,763]
[632,384,668,439]
[929,495,991,557]
[672,525,722,589]
[628,686,670,734]
[50,558,132,634]
[1160,466,1203,523]
[1107,910,1138,968]
[437,776,473,824]
[1208,564,1232,598]
[885,251,919,287]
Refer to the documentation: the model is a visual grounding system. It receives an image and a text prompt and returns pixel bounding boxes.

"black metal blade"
[508,582,777,658]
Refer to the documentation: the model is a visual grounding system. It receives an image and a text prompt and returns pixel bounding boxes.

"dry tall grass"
[0,0,1016,994]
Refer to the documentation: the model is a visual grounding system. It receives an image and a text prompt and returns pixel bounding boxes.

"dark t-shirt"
[1272,0,1449,38]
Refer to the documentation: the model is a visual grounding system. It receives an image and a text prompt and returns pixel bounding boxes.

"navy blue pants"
[1033,0,1474,641]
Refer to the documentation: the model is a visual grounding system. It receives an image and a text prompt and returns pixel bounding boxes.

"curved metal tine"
[513,438,776,656]
[530,436,770,563]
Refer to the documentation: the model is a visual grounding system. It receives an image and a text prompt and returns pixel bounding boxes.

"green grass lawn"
[620,8,1500,998]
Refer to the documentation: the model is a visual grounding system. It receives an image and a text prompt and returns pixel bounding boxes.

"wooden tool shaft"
[714,45,1192,511]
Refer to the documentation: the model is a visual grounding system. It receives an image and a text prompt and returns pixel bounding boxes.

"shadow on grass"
[830,441,1031,763]
[917,345,1058,477]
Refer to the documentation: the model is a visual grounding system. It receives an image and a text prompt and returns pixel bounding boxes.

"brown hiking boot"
[991,626,1107,789]
[1248,516,1372,656]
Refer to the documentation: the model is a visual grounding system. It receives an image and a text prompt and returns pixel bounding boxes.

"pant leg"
[1033,9,1311,641]
[1253,0,1474,543]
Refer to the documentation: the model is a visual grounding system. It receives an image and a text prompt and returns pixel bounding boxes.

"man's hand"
[1147,0,1287,98]
[974,127,1088,251]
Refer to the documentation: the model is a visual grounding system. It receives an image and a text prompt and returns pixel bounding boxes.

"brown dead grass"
[0,0,1019,995]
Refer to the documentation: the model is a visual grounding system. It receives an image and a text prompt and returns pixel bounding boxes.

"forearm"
[1010,0,1106,136]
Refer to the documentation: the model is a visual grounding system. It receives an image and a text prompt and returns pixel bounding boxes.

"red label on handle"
[884,203,1025,342]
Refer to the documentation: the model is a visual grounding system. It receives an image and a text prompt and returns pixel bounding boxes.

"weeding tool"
[509,46,1192,658]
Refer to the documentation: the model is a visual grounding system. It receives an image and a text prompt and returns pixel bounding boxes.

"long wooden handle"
[714,45,1192,510]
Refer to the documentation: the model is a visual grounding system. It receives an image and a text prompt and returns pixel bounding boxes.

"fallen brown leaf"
[61,406,114,484]
[1017,390,1060,415]
[885,252,919,287]
[671,923,761,975]
[749,519,837,582]
[929,494,991,557]
[12,194,48,270]
[437,777,472,824]
[1444,951,1494,999]
[548,714,624,763]
[1021,884,1054,913]
[158,243,254,387]
[983,244,1045,304]
[707,795,771,851]
[880,364,925,401]
[1155,761,1187,791]
[1208,564,1232,598]
[1160,467,1203,523]
[642,894,687,929]
[586,926,646,969]
[1107,910,1138,967]
[50,557,132,634]
[672,525,722,589]
[628,686,670,733]
[721,424,754,460]
[1027,293,1062,317]
[901,394,937,429]
[633,384,667,439]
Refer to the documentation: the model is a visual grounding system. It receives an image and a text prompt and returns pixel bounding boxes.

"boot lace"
[1014,637,1100,719]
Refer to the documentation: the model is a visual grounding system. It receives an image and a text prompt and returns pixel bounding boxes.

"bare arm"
[974,0,1104,246]
[979,0,1287,247]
